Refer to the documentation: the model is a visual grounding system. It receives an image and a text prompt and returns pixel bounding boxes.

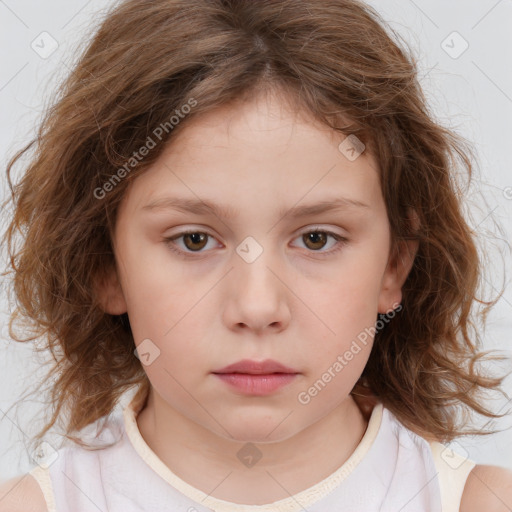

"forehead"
[120,90,383,218]
[168,90,370,161]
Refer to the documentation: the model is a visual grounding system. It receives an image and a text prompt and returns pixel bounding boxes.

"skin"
[3,89,512,512]
[99,88,419,504]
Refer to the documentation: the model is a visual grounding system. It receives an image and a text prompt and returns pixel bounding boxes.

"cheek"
[120,254,211,374]
[300,255,385,332]
[334,238,389,313]
[294,249,386,377]
[118,237,190,335]
[298,302,375,409]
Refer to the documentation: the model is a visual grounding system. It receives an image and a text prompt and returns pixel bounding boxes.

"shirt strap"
[429,440,476,512]
[29,465,57,512]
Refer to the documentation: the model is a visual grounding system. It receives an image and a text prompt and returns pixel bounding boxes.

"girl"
[1,0,511,511]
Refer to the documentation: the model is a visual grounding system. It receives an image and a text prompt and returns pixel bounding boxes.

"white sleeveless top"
[29,394,476,512]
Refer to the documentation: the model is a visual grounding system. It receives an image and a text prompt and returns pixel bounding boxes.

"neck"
[135,387,371,505]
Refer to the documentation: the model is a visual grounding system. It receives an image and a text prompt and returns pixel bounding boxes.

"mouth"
[212,359,300,396]
[212,359,299,395]
[214,371,297,375]
[213,372,298,395]
[212,358,299,375]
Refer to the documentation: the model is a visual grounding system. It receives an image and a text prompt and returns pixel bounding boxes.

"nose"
[223,248,291,335]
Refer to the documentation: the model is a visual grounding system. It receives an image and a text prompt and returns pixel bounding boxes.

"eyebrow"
[142,196,370,219]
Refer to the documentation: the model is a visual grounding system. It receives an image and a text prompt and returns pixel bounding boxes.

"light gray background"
[1,0,511,481]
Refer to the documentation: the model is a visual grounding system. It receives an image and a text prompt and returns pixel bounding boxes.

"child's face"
[106,90,413,442]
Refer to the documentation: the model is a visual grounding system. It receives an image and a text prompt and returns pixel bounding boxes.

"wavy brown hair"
[3,0,511,455]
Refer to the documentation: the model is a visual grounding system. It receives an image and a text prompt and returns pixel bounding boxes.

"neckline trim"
[123,395,384,512]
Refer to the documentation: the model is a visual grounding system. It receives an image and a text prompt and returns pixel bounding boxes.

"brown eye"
[182,232,208,251]
[165,228,346,258]
[164,229,221,257]
[303,231,328,250]
[292,229,348,257]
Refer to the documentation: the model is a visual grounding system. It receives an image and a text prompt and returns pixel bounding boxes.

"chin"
[213,416,299,445]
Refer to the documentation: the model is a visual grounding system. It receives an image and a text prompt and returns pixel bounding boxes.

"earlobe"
[378,209,420,313]
[93,264,128,315]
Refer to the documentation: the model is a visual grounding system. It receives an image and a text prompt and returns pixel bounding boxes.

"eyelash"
[163,228,348,258]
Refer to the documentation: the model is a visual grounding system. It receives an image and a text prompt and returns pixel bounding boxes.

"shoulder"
[460,464,512,512]
[0,474,48,512]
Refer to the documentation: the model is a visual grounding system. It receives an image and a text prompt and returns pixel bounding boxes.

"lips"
[212,359,299,395]
[212,359,298,375]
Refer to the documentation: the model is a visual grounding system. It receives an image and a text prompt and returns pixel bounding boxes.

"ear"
[377,209,420,314]
[93,263,128,315]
